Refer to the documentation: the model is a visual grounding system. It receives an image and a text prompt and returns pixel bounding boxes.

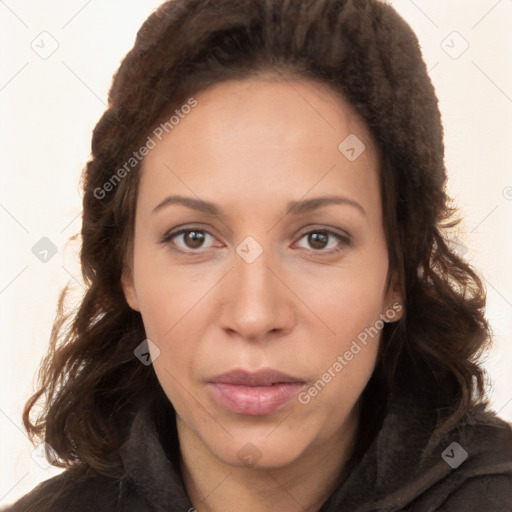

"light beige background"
[1,0,511,506]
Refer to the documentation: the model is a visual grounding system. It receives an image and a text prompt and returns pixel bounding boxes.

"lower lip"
[208,382,304,415]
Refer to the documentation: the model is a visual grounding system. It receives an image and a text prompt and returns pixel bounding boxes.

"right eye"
[160,228,220,253]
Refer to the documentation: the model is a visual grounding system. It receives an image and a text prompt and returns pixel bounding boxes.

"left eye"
[295,230,348,252]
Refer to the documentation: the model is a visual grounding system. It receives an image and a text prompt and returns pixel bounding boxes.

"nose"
[218,247,296,342]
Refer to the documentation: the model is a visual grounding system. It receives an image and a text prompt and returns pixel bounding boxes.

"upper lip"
[209,369,304,387]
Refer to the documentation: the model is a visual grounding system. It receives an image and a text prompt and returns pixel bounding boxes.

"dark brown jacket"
[5,386,512,511]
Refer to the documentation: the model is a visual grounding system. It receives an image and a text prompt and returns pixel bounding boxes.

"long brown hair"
[23,0,492,476]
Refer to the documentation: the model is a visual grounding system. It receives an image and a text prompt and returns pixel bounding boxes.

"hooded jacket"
[5,384,512,512]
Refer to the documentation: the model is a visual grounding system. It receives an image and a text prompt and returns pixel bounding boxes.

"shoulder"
[411,406,512,511]
[435,473,511,511]
[410,472,511,512]
[452,403,512,471]
[3,466,120,512]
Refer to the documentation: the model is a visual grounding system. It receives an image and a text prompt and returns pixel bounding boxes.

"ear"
[383,273,404,323]
[121,265,140,312]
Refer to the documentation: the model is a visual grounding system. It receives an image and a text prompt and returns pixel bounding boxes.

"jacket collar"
[320,385,451,511]
[118,398,193,511]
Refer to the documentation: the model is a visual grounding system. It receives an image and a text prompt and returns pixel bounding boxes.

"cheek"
[302,253,388,339]
[295,249,388,394]
[297,293,383,418]
[132,245,206,337]
[136,275,201,412]
[135,278,175,338]
[132,252,216,381]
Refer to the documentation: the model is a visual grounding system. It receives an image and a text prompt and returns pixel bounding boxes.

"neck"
[178,408,359,512]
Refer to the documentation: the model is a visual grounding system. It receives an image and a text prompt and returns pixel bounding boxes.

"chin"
[205,426,315,470]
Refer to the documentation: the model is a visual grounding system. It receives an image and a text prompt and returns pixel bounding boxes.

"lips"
[208,369,305,416]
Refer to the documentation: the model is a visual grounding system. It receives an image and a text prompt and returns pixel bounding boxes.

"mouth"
[207,369,306,416]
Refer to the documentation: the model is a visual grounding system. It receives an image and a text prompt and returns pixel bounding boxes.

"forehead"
[139,78,381,222]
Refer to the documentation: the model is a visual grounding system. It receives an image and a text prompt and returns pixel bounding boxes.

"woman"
[6,0,512,510]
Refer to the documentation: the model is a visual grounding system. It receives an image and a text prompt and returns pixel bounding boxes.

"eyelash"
[159,226,352,255]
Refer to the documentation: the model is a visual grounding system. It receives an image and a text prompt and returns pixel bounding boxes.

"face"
[122,77,402,469]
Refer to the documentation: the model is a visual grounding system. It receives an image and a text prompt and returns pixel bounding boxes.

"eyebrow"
[152,194,366,217]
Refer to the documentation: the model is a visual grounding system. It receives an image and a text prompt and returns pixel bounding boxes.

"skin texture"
[122,77,403,512]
